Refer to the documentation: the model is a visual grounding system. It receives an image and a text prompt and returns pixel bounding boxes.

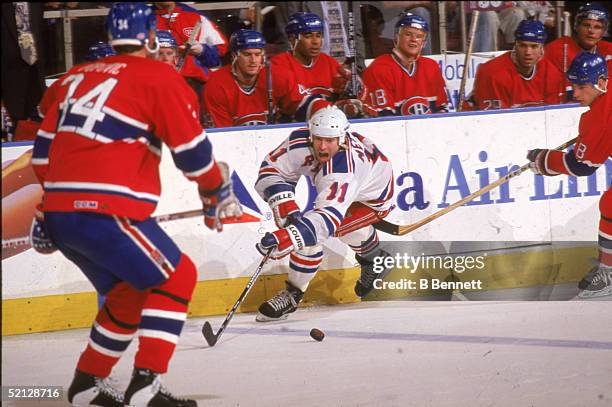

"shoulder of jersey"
[207,65,232,81]
[288,128,311,151]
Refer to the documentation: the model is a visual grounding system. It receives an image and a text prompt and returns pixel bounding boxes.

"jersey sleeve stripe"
[263,183,294,200]
[171,130,208,153]
[171,134,215,176]
[103,106,149,130]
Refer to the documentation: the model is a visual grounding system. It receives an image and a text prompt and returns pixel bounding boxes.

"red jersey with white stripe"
[363,53,449,115]
[271,51,341,98]
[203,65,305,127]
[155,4,228,83]
[32,55,222,221]
[255,130,394,241]
[545,36,612,74]
[545,61,612,176]
[472,52,565,110]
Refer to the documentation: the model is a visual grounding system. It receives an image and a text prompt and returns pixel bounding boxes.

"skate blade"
[255,312,289,322]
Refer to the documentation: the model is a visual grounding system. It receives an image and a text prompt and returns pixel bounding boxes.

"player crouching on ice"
[527,52,611,299]
[253,105,395,321]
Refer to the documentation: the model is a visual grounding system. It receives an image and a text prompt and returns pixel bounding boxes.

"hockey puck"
[309,328,325,342]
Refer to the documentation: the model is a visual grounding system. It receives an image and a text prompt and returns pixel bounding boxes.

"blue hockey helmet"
[285,12,324,38]
[157,30,177,49]
[395,12,429,35]
[85,41,116,61]
[230,29,266,54]
[574,2,609,30]
[106,2,157,47]
[514,20,547,43]
[566,52,608,86]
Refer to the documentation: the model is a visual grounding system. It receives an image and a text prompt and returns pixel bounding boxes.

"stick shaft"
[347,1,358,97]
[202,249,273,346]
[457,10,479,112]
[2,208,204,250]
[176,20,202,72]
[266,59,274,124]
[394,137,577,236]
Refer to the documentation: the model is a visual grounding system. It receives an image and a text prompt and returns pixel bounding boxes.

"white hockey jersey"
[255,129,394,241]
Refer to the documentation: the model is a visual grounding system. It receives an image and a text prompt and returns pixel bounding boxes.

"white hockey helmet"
[308,105,349,145]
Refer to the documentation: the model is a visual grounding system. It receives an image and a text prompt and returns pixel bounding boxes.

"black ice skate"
[124,368,197,407]
[67,369,123,407]
[354,251,392,298]
[578,264,600,290]
[256,281,304,322]
[578,265,612,299]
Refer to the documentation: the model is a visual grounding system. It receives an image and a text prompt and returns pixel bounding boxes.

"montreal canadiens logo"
[400,96,432,115]
[183,27,194,37]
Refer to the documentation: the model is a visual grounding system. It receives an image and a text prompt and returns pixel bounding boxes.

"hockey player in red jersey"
[545,2,611,97]
[253,105,395,321]
[30,4,242,406]
[527,53,611,299]
[469,20,565,110]
[204,29,323,127]
[362,13,449,116]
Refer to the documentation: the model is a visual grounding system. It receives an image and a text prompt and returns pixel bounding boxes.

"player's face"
[158,47,177,67]
[575,19,606,50]
[312,136,340,164]
[295,32,323,59]
[396,27,426,60]
[514,40,543,68]
[571,80,606,106]
[236,49,265,77]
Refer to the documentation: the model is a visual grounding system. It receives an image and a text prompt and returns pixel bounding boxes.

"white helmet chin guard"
[308,105,349,145]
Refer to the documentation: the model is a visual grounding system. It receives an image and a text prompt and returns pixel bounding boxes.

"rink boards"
[2,104,610,334]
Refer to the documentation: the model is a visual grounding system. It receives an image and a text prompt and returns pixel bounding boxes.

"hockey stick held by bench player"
[373,137,578,236]
[202,248,273,347]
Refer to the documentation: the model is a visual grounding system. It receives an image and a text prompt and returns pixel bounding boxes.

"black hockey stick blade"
[373,219,401,235]
[202,321,219,347]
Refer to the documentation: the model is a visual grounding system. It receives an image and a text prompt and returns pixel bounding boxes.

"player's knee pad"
[103,282,149,328]
[153,254,197,305]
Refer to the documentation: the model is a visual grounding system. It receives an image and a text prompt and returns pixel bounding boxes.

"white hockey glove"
[200,162,243,232]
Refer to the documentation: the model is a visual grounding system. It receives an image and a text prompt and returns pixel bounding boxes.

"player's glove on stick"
[29,204,57,254]
[526,149,560,176]
[200,162,243,232]
[331,65,365,98]
[268,191,300,228]
[256,217,317,259]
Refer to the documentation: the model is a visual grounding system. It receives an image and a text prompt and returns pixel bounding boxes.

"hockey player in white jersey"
[255,105,395,321]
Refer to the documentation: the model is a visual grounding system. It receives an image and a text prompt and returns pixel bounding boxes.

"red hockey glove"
[526,149,559,176]
[268,191,300,228]
[200,162,243,231]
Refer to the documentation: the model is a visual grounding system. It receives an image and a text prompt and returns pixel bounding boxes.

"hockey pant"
[600,187,611,267]
[287,203,390,292]
[45,212,197,377]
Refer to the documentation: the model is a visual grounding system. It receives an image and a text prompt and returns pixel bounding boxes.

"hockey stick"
[202,248,273,347]
[373,137,577,236]
[265,58,274,124]
[457,10,479,112]
[347,1,358,98]
[176,20,202,72]
[2,208,204,250]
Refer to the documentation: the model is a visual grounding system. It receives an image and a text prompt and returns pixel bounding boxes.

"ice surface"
[3,301,612,406]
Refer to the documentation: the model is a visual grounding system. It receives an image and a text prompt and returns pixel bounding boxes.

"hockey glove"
[527,149,559,176]
[200,162,243,232]
[256,218,317,259]
[268,191,301,228]
[29,204,57,254]
[335,98,378,118]
[331,65,365,99]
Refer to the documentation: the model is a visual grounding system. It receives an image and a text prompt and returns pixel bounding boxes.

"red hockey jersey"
[32,55,222,220]
[545,36,612,74]
[203,65,306,127]
[472,52,565,110]
[546,60,612,176]
[363,54,449,115]
[271,51,341,99]
[155,4,228,83]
